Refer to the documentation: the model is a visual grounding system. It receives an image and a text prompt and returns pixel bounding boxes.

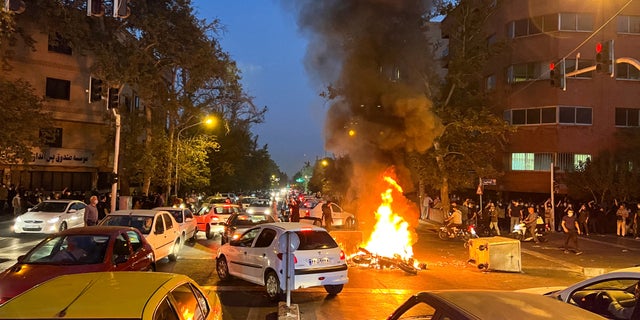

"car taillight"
[339,250,345,261]
[304,210,310,217]
[276,253,298,263]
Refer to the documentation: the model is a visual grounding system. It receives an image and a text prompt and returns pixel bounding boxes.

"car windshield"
[249,200,271,207]
[23,234,109,265]
[101,215,153,235]
[30,202,68,213]
[294,230,338,250]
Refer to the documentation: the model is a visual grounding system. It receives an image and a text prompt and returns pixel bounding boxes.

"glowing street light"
[174,117,215,196]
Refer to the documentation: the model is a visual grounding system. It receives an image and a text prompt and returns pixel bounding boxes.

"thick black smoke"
[285,0,443,230]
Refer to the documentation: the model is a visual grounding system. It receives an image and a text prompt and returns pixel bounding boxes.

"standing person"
[97,195,109,222]
[11,191,22,217]
[487,202,500,235]
[616,201,630,237]
[578,203,590,236]
[321,200,333,231]
[562,209,582,255]
[422,193,433,220]
[523,205,540,243]
[289,198,300,222]
[0,184,7,214]
[543,198,553,232]
[84,196,99,226]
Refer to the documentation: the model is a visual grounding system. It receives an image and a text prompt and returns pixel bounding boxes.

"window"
[559,106,592,125]
[511,153,553,171]
[616,63,640,80]
[48,33,72,55]
[45,77,71,100]
[541,107,556,123]
[485,74,496,91]
[508,62,545,83]
[505,107,557,125]
[617,15,640,33]
[542,14,558,32]
[615,108,640,127]
[557,153,591,171]
[170,284,210,320]
[509,14,558,38]
[254,228,276,248]
[559,13,593,31]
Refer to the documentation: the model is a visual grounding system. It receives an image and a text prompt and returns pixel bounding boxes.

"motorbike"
[438,224,478,242]
[510,220,547,242]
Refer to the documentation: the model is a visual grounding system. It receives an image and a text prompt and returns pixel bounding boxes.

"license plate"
[308,257,330,265]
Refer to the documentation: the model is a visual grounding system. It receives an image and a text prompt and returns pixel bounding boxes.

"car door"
[244,227,278,284]
[161,212,179,249]
[124,230,153,270]
[148,214,171,259]
[330,203,347,225]
[70,202,86,228]
[112,232,137,270]
[183,209,196,238]
[225,227,261,281]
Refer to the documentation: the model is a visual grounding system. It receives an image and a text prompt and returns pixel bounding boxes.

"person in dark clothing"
[96,195,109,221]
[289,198,300,222]
[562,209,582,255]
[321,200,333,231]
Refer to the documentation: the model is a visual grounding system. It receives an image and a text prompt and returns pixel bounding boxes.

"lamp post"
[110,109,121,213]
[174,117,214,197]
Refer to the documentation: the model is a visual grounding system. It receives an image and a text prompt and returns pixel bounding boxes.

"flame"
[362,175,414,261]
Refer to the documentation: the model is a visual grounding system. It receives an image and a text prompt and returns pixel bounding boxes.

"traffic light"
[549,59,566,90]
[87,0,104,16]
[4,0,26,13]
[89,77,103,103]
[110,172,119,184]
[113,0,130,18]
[595,40,614,77]
[107,87,119,109]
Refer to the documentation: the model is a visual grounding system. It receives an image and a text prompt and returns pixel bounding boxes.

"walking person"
[523,205,539,243]
[11,191,22,217]
[84,196,99,226]
[97,195,109,222]
[616,201,630,237]
[562,209,582,255]
[422,193,433,220]
[578,203,590,236]
[289,198,300,222]
[487,202,500,235]
[321,200,333,231]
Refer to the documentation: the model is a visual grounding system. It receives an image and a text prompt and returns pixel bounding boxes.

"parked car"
[299,200,356,229]
[194,203,241,239]
[216,222,348,301]
[519,266,640,319]
[0,226,155,305]
[388,290,605,320]
[238,196,257,209]
[13,199,87,234]
[245,198,274,215]
[99,209,182,262]
[153,207,198,244]
[221,212,276,245]
[0,271,222,319]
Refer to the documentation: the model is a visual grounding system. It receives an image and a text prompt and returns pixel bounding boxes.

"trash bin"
[468,236,521,272]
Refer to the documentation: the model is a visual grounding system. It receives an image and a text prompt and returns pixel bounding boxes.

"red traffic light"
[549,62,555,70]
[596,42,602,53]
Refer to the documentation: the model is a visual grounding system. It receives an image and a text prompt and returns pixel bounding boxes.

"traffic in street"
[1,213,638,319]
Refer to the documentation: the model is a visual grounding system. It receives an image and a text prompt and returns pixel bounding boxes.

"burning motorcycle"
[438,224,478,242]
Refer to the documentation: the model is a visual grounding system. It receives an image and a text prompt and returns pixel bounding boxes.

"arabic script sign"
[31,148,95,167]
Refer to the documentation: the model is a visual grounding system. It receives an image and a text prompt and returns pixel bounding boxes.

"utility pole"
[111,109,121,212]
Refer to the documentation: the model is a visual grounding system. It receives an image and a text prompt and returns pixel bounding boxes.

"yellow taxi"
[0,272,222,320]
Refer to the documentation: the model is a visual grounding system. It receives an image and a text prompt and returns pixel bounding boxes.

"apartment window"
[559,13,593,31]
[617,15,640,33]
[557,153,591,171]
[541,107,556,123]
[505,107,558,125]
[511,153,553,171]
[559,106,592,125]
[615,108,640,127]
[134,95,140,109]
[485,74,496,91]
[48,33,72,55]
[45,77,71,100]
[616,63,640,80]
[542,14,558,32]
[508,62,545,83]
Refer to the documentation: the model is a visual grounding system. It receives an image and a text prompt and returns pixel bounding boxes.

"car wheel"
[206,225,213,240]
[59,222,68,232]
[216,256,231,281]
[168,239,180,262]
[324,284,344,295]
[265,270,283,301]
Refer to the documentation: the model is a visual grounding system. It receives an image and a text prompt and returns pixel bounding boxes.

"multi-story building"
[446,0,640,196]
[3,21,115,192]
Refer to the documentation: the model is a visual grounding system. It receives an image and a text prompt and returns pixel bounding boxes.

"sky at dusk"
[191,0,328,177]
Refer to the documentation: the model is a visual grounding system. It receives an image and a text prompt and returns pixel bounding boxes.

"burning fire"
[362,175,415,262]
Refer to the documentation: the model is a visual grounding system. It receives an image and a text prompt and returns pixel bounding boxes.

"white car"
[13,200,87,234]
[519,266,640,319]
[299,200,356,229]
[216,222,348,301]
[245,198,273,215]
[99,209,182,262]
[153,207,198,244]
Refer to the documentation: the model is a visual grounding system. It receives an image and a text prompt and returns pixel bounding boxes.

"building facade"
[446,0,640,196]
[3,21,114,192]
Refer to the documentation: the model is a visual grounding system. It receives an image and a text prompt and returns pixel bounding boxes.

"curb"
[278,302,299,320]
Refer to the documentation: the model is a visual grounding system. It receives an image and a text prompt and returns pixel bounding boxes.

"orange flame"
[362,175,414,261]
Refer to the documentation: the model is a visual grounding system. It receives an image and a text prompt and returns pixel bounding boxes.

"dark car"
[0,226,155,304]
[220,212,275,244]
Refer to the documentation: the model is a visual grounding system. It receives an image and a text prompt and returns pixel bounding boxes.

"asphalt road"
[1,215,639,320]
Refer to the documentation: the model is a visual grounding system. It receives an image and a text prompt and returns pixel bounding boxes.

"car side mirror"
[67,209,77,214]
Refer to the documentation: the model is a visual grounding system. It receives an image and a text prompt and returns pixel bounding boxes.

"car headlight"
[47,217,60,224]
[247,209,254,214]
[264,209,271,215]
[15,216,23,223]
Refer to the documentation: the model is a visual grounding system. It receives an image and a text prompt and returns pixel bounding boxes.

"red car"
[0,226,155,304]
[194,203,241,239]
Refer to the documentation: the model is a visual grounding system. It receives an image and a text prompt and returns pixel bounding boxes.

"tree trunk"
[433,141,451,217]
[142,105,153,196]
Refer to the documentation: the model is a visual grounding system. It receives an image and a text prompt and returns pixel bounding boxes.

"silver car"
[13,200,87,234]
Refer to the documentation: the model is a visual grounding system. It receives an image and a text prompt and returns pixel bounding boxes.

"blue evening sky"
[191,1,327,177]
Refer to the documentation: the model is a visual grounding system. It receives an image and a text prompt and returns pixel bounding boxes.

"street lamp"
[174,117,215,197]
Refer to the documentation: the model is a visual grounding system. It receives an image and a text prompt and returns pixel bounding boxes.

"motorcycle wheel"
[438,229,449,240]
[514,233,523,241]
[397,261,419,275]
